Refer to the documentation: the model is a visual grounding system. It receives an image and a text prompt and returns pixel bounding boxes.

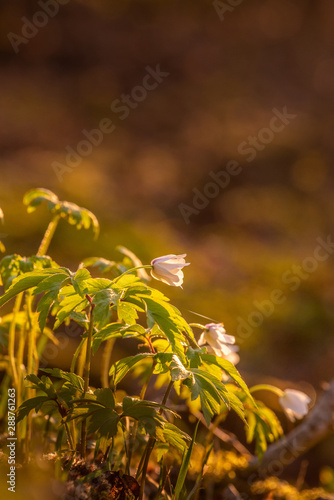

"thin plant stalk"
[22,213,61,455]
[26,292,39,453]
[16,317,27,444]
[37,214,61,257]
[80,296,95,459]
[8,293,23,392]
[101,338,115,388]
[16,319,26,406]
[127,362,155,474]
[138,380,174,500]
[113,265,152,283]
[64,422,75,452]
[249,384,283,397]
[77,339,87,379]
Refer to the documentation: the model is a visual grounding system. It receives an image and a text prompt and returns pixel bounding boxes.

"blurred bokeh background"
[0,0,334,484]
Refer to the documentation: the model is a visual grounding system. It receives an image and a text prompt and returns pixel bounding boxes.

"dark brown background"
[0,0,334,483]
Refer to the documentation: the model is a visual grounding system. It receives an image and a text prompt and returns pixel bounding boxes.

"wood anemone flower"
[279,389,311,422]
[198,323,236,358]
[150,254,190,287]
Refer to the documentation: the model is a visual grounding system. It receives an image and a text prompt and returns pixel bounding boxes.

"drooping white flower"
[278,389,311,422]
[151,254,189,287]
[222,344,240,365]
[198,323,236,358]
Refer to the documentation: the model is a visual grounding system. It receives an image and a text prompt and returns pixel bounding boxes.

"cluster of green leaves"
[217,384,283,460]
[23,188,99,238]
[0,188,287,498]
[0,265,253,428]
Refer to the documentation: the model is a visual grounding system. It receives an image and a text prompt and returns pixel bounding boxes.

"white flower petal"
[279,389,311,422]
[150,254,189,287]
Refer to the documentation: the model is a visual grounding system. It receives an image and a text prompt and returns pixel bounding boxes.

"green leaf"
[83,256,118,274]
[54,288,87,328]
[92,323,145,354]
[23,188,100,238]
[117,301,138,325]
[153,352,174,375]
[33,271,70,295]
[17,396,50,422]
[94,388,115,409]
[113,273,141,288]
[174,422,199,500]
[87,407,119,439]
[37,291,57,332]
[110,353,154,385]
[0,269,61,308]
[72,268,91,295]
[92,289,115,327]
[40,368,84,393]
[201,354,254,403]
[121,397,177,435]
[245,400,283,460]
[144,297,186,360]
[33,272,71,331]
[224,388,245,423]
[157,422,191,453]
[187,369,230,425]
[23,188,59,213]
[84,277,114,295]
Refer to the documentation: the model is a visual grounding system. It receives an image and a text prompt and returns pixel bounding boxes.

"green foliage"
[23,187,99,238]
[0,189,295,499]
[245,399,283,460]
[0,254,58,290]
[111,353,154,385]
[174,422,199,500]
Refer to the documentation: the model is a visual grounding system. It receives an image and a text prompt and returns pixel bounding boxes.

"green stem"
[19,214,61,459]
[249,384,283,397]
[138,380,173,500]
[37,214,61,256]
[70,337,86,374]
[26,292,38,454]
[113,265,152,283]
[83,307,94,394]
[77,338,87,379]
[80,297,95,459]
[101,339,115,389]
[8,293,23,390]
[16,320,26,404]
[16,318,27,445]
[127,363,155,474]
[160,380,174,410]
[65,422,75,452]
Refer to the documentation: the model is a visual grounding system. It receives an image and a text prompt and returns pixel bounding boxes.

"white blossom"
[151,254,189,287]
[198,323,236,358]
[279,389,311,422]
